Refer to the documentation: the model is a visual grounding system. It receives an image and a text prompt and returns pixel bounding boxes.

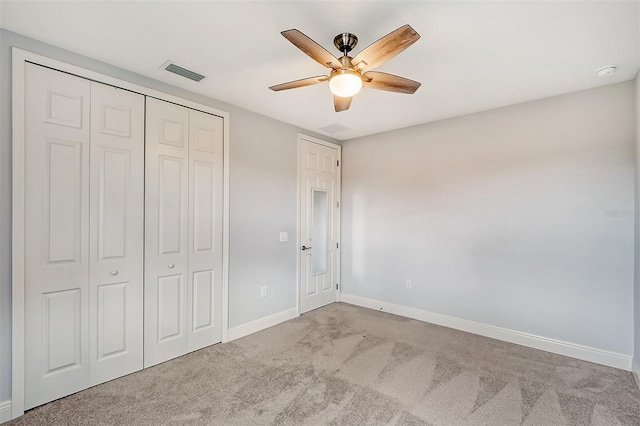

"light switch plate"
[279,232,288,242]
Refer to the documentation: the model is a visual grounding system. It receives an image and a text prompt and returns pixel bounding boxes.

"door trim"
[296,134,341,317]
[11,48,231,419]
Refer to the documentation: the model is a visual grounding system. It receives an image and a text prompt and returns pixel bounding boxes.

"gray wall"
[342,82,636,356]
[635,75,640,376]
[0,28,336,403]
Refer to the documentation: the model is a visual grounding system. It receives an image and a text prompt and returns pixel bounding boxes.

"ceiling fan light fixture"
[329,70,363,98]
[271,26,421,111]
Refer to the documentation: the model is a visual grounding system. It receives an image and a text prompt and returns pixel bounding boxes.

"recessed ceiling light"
[596,66,616,77]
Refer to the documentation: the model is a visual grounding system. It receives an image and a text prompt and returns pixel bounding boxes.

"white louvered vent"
[320,123,350,134]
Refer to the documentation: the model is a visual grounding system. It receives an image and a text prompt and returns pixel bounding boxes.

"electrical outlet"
[405,280,413,290]
[261,286,268,298]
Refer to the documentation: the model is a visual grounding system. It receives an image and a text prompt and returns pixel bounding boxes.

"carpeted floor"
[8,303,640,425]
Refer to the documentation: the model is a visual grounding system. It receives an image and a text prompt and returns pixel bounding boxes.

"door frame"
[11,48,231,419]
[296,134,341,316]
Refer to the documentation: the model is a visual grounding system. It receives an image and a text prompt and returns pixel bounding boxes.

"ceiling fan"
[269,25,422,112]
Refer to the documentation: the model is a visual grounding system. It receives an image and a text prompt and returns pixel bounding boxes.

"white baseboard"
[341,293,632,371]
[633,358,640,390]
[227,307,298,341]
[0,400,11,424]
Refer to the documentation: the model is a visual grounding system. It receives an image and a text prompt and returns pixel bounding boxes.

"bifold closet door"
[24,64,145,409]
[145,98,223,367]
[144,98,190,367]
[187,109,223,350]
[25,63,91,410]
[89,82,145,386]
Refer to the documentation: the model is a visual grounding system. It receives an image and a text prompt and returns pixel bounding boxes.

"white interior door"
[89,82,144,385]
[145,98,223,367]
[299,138,341,314]
[144,98,190,367]
[188,109,224,350]
[24,63,91,409]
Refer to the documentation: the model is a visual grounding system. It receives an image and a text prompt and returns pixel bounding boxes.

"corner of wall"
[226,308,298,342]
[635,70,640,391]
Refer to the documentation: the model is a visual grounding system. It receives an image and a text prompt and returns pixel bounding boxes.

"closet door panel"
[159,155,185,254]
[157,275,184,340]
[25,64,91,409]
[145,98,190,367]
[89,82,144,385]
[188,109,223,350]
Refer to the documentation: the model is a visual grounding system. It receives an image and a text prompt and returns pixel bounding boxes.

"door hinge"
[337,160,340,167]
[337,201,340,208]
[336,242,339,249]
[336,283,339,290]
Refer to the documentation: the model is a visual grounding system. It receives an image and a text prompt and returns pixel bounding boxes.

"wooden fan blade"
[363,71,421,94]
[352,25,420,73]
[282,29,341,70]
[269,76,329,91]
[334,95,352,112]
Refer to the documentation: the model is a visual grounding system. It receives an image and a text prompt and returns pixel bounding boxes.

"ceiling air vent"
[320,123,350,134]
[161,61,206,82]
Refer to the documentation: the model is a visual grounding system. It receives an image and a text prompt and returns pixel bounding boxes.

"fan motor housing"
[334,33,358,54]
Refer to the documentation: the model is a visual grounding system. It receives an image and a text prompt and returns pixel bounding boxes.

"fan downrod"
[334,33,358,54]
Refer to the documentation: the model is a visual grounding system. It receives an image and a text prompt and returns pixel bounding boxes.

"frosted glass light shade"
[329,72,363,98]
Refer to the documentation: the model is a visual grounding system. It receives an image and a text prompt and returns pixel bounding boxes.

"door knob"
[301,246,312,251]
[168,264,175,269]
[111,270,118,276]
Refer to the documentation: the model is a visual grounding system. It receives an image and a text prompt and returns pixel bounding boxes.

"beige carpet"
[8,303,640,425]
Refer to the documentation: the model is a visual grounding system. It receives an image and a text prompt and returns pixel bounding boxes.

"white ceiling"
[2,1,638,140]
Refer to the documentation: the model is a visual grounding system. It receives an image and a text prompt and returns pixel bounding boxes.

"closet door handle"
[301,246,312,251]
[168,264,175,269]
[111,270,119,276]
